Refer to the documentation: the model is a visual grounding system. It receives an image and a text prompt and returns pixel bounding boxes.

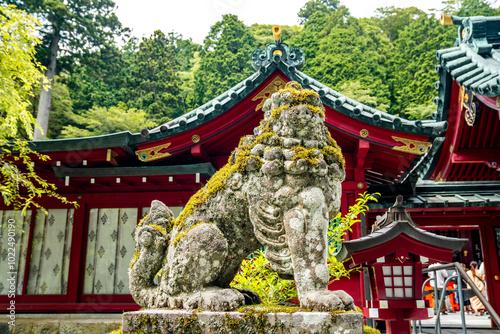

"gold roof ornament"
[441,14,454,26]
[273,25,281,43]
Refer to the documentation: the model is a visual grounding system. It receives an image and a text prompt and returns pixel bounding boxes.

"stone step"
[0,314,122,334]
[122,309,363,334]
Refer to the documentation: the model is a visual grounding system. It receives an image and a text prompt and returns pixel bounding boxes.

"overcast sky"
[114,0,446,44]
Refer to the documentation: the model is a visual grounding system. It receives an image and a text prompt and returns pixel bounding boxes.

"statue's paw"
[301,290,346,311]
[153,290,169,308]
[332,289,356,311]
[135,226,167,263]
[196,288,245,311]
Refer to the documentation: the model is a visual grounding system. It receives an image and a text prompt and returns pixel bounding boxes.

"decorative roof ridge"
[437,14,500,97]
[251,25,306,71]
[335,220,467,262]
[293,70,448,137]
[369,190,500,210]
[371,195,418,231]
[364,195,467,250]
[335,194,468,261]
[441,14,500,55]
[436,43,500,96]
[415,179,500,187]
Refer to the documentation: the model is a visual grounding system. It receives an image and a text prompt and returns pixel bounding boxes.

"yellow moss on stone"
[321,145,345,169]
[173,135,264,228]
[150,224,167,236]
[305,104,326,118]
[138,214,149,227]
[177,314,202,333]
[172,221,210,246]
[237,304,305,314]
[291,146,322,166]
[279,82,320,105]
[129,249,140,269]
[269,105,289,122]
[129,222,168,270]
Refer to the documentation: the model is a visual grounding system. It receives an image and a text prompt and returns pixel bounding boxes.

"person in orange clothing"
[428,261,450,314]
[467,261,486,316]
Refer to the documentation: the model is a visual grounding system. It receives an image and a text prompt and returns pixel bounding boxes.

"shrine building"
[0,17,499,318]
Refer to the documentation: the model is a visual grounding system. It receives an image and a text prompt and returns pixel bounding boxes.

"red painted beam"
[451,149,500,164]
[431,83,463,180]
[191,144,209,162]
[354,140,370,181]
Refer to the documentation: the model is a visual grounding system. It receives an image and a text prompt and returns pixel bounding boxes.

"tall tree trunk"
[34,30,60,140]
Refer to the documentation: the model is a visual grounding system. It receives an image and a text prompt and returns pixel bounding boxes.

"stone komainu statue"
[129,82,354,311]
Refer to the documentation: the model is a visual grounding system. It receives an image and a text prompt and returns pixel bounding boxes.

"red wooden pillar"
[386,309,412,334]
[479,221,500,327]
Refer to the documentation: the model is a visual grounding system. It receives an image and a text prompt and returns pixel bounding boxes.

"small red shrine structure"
[337,196,467,333]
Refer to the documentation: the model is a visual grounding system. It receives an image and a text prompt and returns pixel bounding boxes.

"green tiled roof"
[437,15,500,97]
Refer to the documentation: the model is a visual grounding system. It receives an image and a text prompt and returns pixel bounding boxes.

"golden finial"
[273,25,281,42]
[441,14,453,25]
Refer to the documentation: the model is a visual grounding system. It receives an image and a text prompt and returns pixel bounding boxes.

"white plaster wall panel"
[36,209,69,294]
[83,209,99,294]
[17,210,32,295]
[26,210,47,294]
[114,208,137,294]
[61,209,74,294]
[93,208,119,294]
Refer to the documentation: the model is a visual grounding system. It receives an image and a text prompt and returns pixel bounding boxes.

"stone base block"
[122,308,363,334]
[0,313,122,334]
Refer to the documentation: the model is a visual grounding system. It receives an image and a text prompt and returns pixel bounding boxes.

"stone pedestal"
[122,308,363,334]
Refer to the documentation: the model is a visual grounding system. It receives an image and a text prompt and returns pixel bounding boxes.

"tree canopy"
[60,106,156,138]
[1,0,124,139]
[0,5,75,213]
[194,14,256,105]
[3,0,499,141]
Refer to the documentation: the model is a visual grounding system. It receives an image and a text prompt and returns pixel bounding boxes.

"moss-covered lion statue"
[129,82,354,312]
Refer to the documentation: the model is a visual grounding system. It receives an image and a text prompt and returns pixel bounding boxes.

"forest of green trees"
[4,0,500,139]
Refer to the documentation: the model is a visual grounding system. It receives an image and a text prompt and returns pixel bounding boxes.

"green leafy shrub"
[231,249,298,304]
[328,192,379,283]
[364,325,382,334]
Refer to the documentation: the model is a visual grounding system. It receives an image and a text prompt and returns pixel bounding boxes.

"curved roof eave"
[139,62,448,143]
[336,220,467,262]
[293,70,448,137]
[29,131,135,154]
